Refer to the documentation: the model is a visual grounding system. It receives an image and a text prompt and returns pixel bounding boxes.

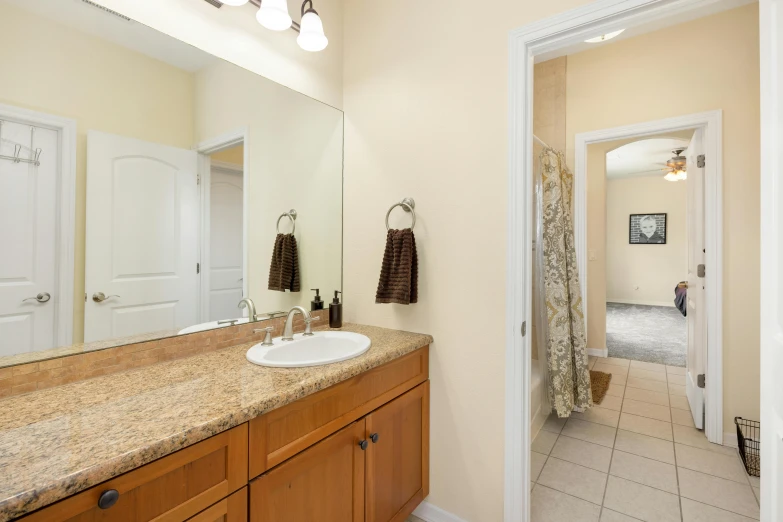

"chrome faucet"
[238,297,258,322]
[282,306,315,341]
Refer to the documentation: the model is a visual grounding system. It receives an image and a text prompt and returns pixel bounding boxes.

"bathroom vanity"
[0,325,430,522]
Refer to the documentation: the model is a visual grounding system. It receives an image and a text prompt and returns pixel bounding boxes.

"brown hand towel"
[268,233,301,292]
[375,228,418,304]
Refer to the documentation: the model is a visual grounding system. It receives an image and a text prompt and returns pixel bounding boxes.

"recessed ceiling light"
[585,29,625,43]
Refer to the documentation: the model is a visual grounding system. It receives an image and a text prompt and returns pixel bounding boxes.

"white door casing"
[685,128,706,429]
[208,163,243,321]
[85,131,199,342]
[759,0,783,517]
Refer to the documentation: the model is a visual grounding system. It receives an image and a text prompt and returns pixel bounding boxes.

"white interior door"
[208,166,243,321]
[685,128,706,429]
[0,121,59,356]
[85,131,199,342]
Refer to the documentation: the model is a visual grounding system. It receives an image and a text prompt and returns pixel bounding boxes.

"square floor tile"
[623,386,669,406]
[628,368,668,382]
[593,364,628,385]
[532,429,559,454]
[600,357,631,368]
[571,406,621,428]
[551,435,613,472]
[589,358,597,370]
[542,413,567,434]
[596,394,623,411]
[669,383,686,396]
[603,475,681,522]
[561,418,617,448]
[666,365,686,376]
[626,377,668,393]
[600,509,639,522]
[678,467,760,519]
[752,486,760,504]
[618,413,673,441]
[531,484,601,522]
[675,444,750,484]
[630,360,666,373]
[747,475,759,488]
[538,457,608,504]
[622,398,671,422]
[605,383,626,398]
[681,498,758,522]
[669,395,690,410]
[531,451,548,482]
[671,407,696,427]
[668,373,686,386]
[672,424,738,456]
[614,429,675,464]
[609,450,678,494]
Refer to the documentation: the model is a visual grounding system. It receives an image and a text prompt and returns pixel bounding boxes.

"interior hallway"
[531,356,759,521]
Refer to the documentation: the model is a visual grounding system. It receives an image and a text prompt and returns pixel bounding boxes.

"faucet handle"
[302,316,316,337]
[254,327,275,346]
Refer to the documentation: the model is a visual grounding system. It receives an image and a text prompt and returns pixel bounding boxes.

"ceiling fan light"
[220,0,250,6]
[297,9,328,51]
[664,171,680,182]
[257,0,292,31]
[676,169,687,180]
[585,29,625,43]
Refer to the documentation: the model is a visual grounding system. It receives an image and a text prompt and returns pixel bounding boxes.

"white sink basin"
[178,318,249,335]
[246,331,371,368]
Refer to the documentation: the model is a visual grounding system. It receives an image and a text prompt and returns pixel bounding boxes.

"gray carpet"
[606,302,686,367]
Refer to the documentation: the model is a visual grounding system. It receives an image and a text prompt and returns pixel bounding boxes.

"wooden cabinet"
[366,382,430,522]
[21,425,248,522]
[250,421,366,522]
[186,488,247,522]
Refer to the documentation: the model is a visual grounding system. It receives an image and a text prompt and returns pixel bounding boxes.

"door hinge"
[697,374,706,388]
[697,154,705,168]
[196,173,201,185]
[521,321,527,337]
[196,263,200,274]
[697,264,705,278]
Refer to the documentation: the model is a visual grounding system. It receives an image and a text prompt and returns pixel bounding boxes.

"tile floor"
[531,356,761,522]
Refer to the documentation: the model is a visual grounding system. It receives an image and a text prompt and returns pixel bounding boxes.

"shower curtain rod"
[533,134,550,148]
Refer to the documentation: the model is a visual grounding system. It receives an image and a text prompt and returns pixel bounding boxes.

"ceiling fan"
[659,148,687,181]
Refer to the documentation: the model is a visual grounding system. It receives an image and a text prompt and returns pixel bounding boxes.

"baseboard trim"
[413,502,469,522]
[723,431,739,449]
[607,299,675,308]
[587,348,608,357]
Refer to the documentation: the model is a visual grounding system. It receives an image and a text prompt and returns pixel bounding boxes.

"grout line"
[532,483,604,508]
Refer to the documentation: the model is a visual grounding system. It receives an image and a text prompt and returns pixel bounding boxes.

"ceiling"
[606,137,691,179]
[535,0,756,62]
[2,0,217,72]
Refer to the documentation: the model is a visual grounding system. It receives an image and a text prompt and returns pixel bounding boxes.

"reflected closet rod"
[533,134,550,148]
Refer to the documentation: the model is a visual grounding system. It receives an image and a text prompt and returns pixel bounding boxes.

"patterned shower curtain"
[539,147,592,418]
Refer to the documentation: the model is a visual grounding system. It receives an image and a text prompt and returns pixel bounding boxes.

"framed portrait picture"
[629,213,667,244]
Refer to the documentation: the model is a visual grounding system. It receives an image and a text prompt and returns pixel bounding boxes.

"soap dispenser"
[310,288,324,311]
[329,291,342,328]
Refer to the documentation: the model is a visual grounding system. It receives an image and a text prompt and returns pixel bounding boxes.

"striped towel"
[268,233,301,292]
[375,228,418,305]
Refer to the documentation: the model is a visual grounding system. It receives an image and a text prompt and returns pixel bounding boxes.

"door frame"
[506,1,741,520]
[194,128,248,322]
[573,111,724,443]
[0,102,76,347]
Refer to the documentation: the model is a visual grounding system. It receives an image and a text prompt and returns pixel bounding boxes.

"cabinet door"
[249,421,365,522]
[366,381,430,522]
[187,487,247,522]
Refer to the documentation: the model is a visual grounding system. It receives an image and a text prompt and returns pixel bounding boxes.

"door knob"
[92,292,120,303]
[23,292,51,303]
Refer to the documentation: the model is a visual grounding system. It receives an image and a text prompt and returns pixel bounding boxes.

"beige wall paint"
[342,0,592,519]
[211,144,244,165]
[567,3,760,431]
[194,60,343,315]
[607,177,687,306]
[93,0,344,110]
[586,142,610,350]
[0,3,195,343]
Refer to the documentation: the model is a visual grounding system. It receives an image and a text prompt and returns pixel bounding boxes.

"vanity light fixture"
[585,29,625,43]
[297,1,328,52]
[256,0,292,31]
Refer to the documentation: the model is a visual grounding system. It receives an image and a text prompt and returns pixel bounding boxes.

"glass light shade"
[664,171,680,182]
[676,169,687,180]
[297,10,328,52]
[585,29,625,43]
[221,0,249,5]
[257,0,292,31]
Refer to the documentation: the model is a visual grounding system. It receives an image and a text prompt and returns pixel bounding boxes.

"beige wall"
[585,142,610,350]
[94,0,344,110]
[607,176,687,306]
[566,3,760,431]
[0,3,195,343]
[194,60,343,314]
[211,144,244,165]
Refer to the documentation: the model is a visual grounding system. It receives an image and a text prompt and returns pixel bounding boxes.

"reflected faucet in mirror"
[238,297,258,322]
[282,306,315,341]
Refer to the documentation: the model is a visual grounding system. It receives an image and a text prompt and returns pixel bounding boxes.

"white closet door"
[84,131,199,342]
[0,122,59,356]
[208,167,244,321]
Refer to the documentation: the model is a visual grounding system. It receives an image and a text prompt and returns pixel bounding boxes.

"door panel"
[186,487,247,522]
[85,131,199,342]
[250,421,365,522]
[365,381,429,522]
[0,120,59,355]
[209,168,243,321]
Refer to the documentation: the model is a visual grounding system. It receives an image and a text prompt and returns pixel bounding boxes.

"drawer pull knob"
[358,439,368,450]
[98,489,119,509]
[370,433,379,443]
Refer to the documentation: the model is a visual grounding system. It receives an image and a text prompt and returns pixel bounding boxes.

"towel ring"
[385,197,416,231]
[276,209,297,234]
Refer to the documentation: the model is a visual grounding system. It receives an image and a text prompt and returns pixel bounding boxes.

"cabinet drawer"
[186,487,247,522]
[21,424,248,522]
[249,346,428,478]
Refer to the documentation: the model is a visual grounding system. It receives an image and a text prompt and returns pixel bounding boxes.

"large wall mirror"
[0,0,343,367]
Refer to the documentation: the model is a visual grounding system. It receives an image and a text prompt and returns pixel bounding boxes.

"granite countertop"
[0,324,433,521]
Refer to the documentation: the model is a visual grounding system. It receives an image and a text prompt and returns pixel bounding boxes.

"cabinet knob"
[358,439,368,450]
[97,489,119,509]
[370,433,379,443]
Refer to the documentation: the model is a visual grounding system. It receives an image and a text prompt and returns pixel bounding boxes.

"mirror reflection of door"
[207,150,244,322]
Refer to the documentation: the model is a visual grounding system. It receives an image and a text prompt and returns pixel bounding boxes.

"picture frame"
[629,213,667,244]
